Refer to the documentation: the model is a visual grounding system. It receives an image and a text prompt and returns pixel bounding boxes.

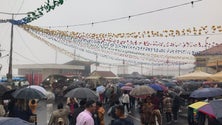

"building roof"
[90,71,117,77]
[13,64,84,70]
[194,44,222,56]
[64,60,95,66]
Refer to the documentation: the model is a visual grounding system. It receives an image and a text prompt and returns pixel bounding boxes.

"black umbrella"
[0,117,34,125]
[0,84,10,96]
[1,89,16,100]
[12,87,47,100]
[64,87,98,100]
[190,88,222,98]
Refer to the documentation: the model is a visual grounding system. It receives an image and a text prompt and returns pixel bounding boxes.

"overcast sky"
[0,0,222,76]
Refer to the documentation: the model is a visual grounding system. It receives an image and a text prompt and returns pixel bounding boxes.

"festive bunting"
[9,0,64,25]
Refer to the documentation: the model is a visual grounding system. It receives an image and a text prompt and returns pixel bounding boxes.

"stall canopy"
[176,70,212,81]
[209,71,222,82]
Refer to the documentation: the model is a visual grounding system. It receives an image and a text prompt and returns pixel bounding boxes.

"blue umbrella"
[190,88,222,98]
[148,84,163,91]
[96,85,106,94]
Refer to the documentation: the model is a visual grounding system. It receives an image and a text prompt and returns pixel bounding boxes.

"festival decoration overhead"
[19,24,222,67]
[9,0,64,25]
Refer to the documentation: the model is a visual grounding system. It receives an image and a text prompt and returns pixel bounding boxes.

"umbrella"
[96,85,106,94]
[1,89,16,100]
[198,100,222,123]
[27,85,47,95]
[64,87,98,100]
[0,117,34,125]
[12,87,47,100]
[0,84,10,96]
[125,82,134,87]
[148,83,164,91]
[63,84,78,95]
[188,101,208,109]
[120,85,133,91]
[190,88,222,98]
[130,85,156,98]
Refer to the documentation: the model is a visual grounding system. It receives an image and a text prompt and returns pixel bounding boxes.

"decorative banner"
[9,0,64,25]
[21,24,199,66]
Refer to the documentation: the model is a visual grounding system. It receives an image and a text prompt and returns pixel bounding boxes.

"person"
[121,91,130,113]
[96,101,105,125]
[108,100,120,120]
[76,100,97,125]
[140,98,154,125]
[67,98,79,125]
[29,99,38,114]
[149,108,162,125]
[0,100,5,117]
[163,94,172,124]
[111,105,134,125]
[48,103,69,125]
[73,99,86,125]
[172,95,181,122]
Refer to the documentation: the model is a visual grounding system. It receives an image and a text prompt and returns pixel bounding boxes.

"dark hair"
[79,100,86,106]
[57,103,63,109]
[31,100,36,105]
[85,100,95,108]
[114,100,120,105]
[115,105,124,114]
[96,101,102,107]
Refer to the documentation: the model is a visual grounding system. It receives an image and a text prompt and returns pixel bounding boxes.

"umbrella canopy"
[198,100,222,123]
[27,85,47,95]
[188,101,208,109]
[125,82,134,87]
[0,84,10,96]
[63,84,78,95]
[190,88,222,98]
[1,89,16,100]
[12,87,47,100]
[130,85,156,98]
[96,85,106,94]
[120,85,133,91]
[148,83,165,91]
[176,70,212,80]
[209,71,222,82]
[0,117,34,125]
[64,88,98,100]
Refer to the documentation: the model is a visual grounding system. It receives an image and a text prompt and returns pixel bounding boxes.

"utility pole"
[7,14,14,83]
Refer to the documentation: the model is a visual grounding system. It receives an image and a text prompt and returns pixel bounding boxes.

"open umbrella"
[1,89,16,100]
[198,100,222,123]
[188,101,208,110]
[130,85,156,98]
[148,83,164,91]
[190,88,222,98]
[0,84,10,96]
[64,88,98,100]
[96,85,106,94]
[121,85,133,91]
[27,85,47,95]
[0,117,34,125]
[12,87,47,100]
[176,70,212,80]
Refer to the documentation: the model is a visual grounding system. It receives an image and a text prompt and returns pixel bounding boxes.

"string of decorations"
[20,25,221,56]
[41,0,202,28]
[8,0,64,25]
[21,25,196,65]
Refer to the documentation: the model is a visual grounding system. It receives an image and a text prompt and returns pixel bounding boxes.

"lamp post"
[205,37,209,72]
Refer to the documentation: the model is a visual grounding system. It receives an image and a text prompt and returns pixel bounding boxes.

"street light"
[205,37,209,72]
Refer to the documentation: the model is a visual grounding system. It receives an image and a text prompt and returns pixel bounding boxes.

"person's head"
[79,99,86,107]
[114,100,120,105]
[96,101,102,107]
[85,100,96,113]
[31,99,36,105]
[57,103,63,109]
[115,105,124,117]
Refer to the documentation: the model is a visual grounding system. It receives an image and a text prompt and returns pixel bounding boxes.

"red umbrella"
[121,85,133,91]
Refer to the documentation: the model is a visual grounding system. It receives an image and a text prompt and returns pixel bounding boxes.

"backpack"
[112,117,134,125]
